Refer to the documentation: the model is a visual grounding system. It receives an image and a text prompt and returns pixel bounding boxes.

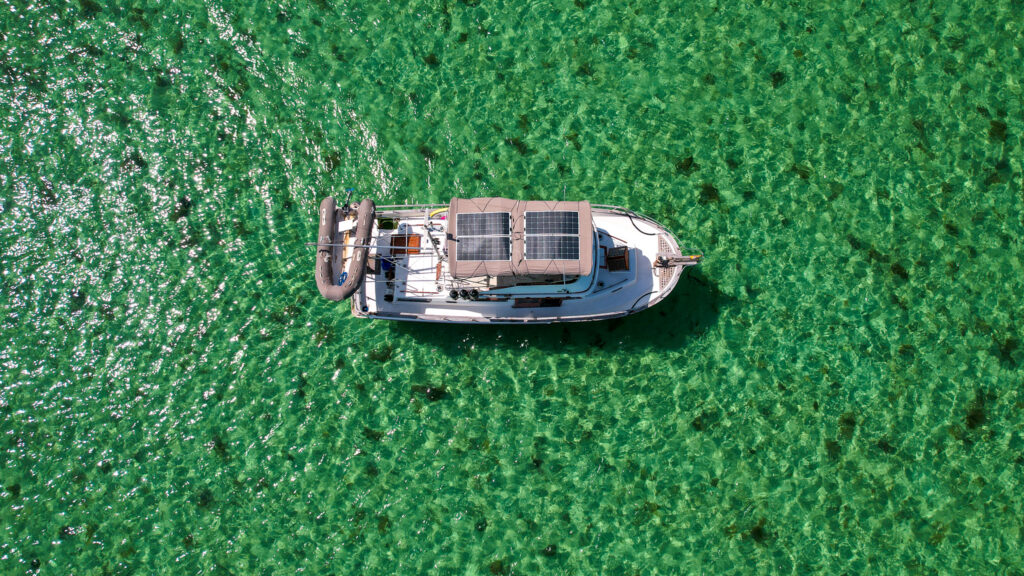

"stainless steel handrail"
[374,203,447,210]
[371,201,702,255]
[592,204,703,256]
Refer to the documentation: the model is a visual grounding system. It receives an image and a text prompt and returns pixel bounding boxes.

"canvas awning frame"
[446,197,594,279]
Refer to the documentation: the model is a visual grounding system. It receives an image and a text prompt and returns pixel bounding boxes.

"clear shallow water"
[1,0,1022,573]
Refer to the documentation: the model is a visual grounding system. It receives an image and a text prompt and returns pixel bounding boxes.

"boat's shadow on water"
[391,268,730,354]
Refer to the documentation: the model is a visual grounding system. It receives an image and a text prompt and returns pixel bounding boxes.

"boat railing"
[375,203,447,210]
[592,204,703,257]
[373,202,702,256]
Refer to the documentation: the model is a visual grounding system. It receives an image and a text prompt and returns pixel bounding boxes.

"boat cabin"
[446,197,595,292]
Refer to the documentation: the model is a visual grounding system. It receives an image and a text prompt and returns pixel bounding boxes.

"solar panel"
[525,211,579,235]
[524,211,580,260]
[455,211,512,262]
[457,212,510,236]
[526,235,579,260]
[457,236,511,261]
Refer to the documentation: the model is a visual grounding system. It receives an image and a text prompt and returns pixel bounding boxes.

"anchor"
[654,253,703,268]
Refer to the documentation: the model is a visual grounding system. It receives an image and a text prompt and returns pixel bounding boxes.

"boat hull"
[335,203,698,324]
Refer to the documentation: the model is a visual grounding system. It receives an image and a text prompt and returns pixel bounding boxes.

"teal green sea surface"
[2,0,1023,573]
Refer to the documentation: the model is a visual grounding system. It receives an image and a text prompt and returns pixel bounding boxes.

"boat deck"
[386,223,446,300]
[354,208,683,323]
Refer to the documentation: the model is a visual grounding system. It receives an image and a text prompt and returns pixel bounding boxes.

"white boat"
[314,196,701,323]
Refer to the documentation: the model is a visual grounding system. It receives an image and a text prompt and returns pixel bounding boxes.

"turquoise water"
[2,0,1022,573]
